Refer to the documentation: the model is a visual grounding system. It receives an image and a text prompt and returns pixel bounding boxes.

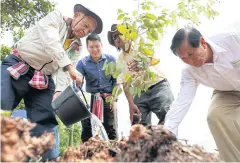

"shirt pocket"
[85,67,98,84]
[86,73,96,84]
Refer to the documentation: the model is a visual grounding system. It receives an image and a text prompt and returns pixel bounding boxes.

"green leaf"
[141,24,148,29]
[132,10,137,16]
[117,9,123,14]
[157,27,163,34]
[142,48,154,56]
[129,87,137,96]
[151,30,158,40]
[147,1,155,6]
[145,13,157,20]
[106,96,113,103]
[146,31,154,41]
[117,24,128,35]
[116,86,123,96]
[112,85,119,96]
[149,72,157,81]
[144,43,154,47]
[29,2,34,7]
[102,60,108,70]
[124,73,132,81]
[20,9,25,15]
[143,19,155,28]
[191,11,199,24]
[178,2,185,10]
[130,31,138,40]
[108,61,116,74]
[117,14,125,20]
[139,37,144,45]
[112,69,122,78]
[137,87,142,97]
[125,74,132,87]
[105,68,110,75]
[162,8,170,13]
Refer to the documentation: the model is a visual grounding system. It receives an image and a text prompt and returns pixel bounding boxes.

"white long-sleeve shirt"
[164,22,240,135]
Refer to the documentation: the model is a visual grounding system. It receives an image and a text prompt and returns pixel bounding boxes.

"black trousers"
[1,54,58,135]
[81,94,117,142]
[134,79,174,125]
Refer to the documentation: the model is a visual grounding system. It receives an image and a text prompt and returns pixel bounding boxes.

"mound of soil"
[1,116,55,162]
[57,124,220,162]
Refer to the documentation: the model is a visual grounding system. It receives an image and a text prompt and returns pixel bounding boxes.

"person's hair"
[170,27,203,55]
[86,33,101,46]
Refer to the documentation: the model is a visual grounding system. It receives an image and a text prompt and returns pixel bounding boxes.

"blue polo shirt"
[76,54,116,94]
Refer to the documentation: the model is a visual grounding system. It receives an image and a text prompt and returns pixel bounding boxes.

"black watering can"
[51,81,91,126]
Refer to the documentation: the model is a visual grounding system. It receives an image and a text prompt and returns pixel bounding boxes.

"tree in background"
[57,119,82,156]
[104,0,220,103]
[1,0,56,33]
[0,0,56,58]
[0,45,11,61]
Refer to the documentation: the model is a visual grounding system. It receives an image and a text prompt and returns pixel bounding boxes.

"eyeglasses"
[112,34,122,41]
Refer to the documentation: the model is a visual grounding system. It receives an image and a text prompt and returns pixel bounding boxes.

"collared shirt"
[117,43,165,87]
[76,54,117,94]
[15,11,81,75]
[164,22,240,135]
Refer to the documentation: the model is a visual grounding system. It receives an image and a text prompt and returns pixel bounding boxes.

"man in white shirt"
[164,24,240,161]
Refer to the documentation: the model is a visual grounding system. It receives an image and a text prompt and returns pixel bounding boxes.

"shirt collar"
[206,39,227,62]
[86,54,106,62]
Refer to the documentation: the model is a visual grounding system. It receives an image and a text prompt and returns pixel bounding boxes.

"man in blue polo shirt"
[76,34,117,142]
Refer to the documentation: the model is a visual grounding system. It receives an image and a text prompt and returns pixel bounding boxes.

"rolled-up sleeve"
[164,68,199,135]
[53,68,71,92]
[37,11,71,68]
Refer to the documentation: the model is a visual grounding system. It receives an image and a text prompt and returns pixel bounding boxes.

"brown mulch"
[1,116,55,162]
[57,124,220,162]
[1,115,220,162]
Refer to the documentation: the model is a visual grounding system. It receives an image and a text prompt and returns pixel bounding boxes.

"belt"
[148,78,167,90]
[91,93,112,99]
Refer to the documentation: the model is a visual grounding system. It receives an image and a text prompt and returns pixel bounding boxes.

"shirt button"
[98,70,100,71]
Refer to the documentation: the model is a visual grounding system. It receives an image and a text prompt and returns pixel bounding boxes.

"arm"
[164,68,199,136]
[54,68,71,92]
[36,11,72,68]
[54,43,83,93]
[123,83,141,124]
[52,60,84,100]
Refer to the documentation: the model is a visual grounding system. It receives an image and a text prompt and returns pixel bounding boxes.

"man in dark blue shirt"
[76,34,117,142]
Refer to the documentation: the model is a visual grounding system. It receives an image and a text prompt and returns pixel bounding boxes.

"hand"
[129,103,141,124]
[127,60,140,72]
[68,67,83,87]
[110,101,117,112]
[52,91,61,101]
[162,127,175,137]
